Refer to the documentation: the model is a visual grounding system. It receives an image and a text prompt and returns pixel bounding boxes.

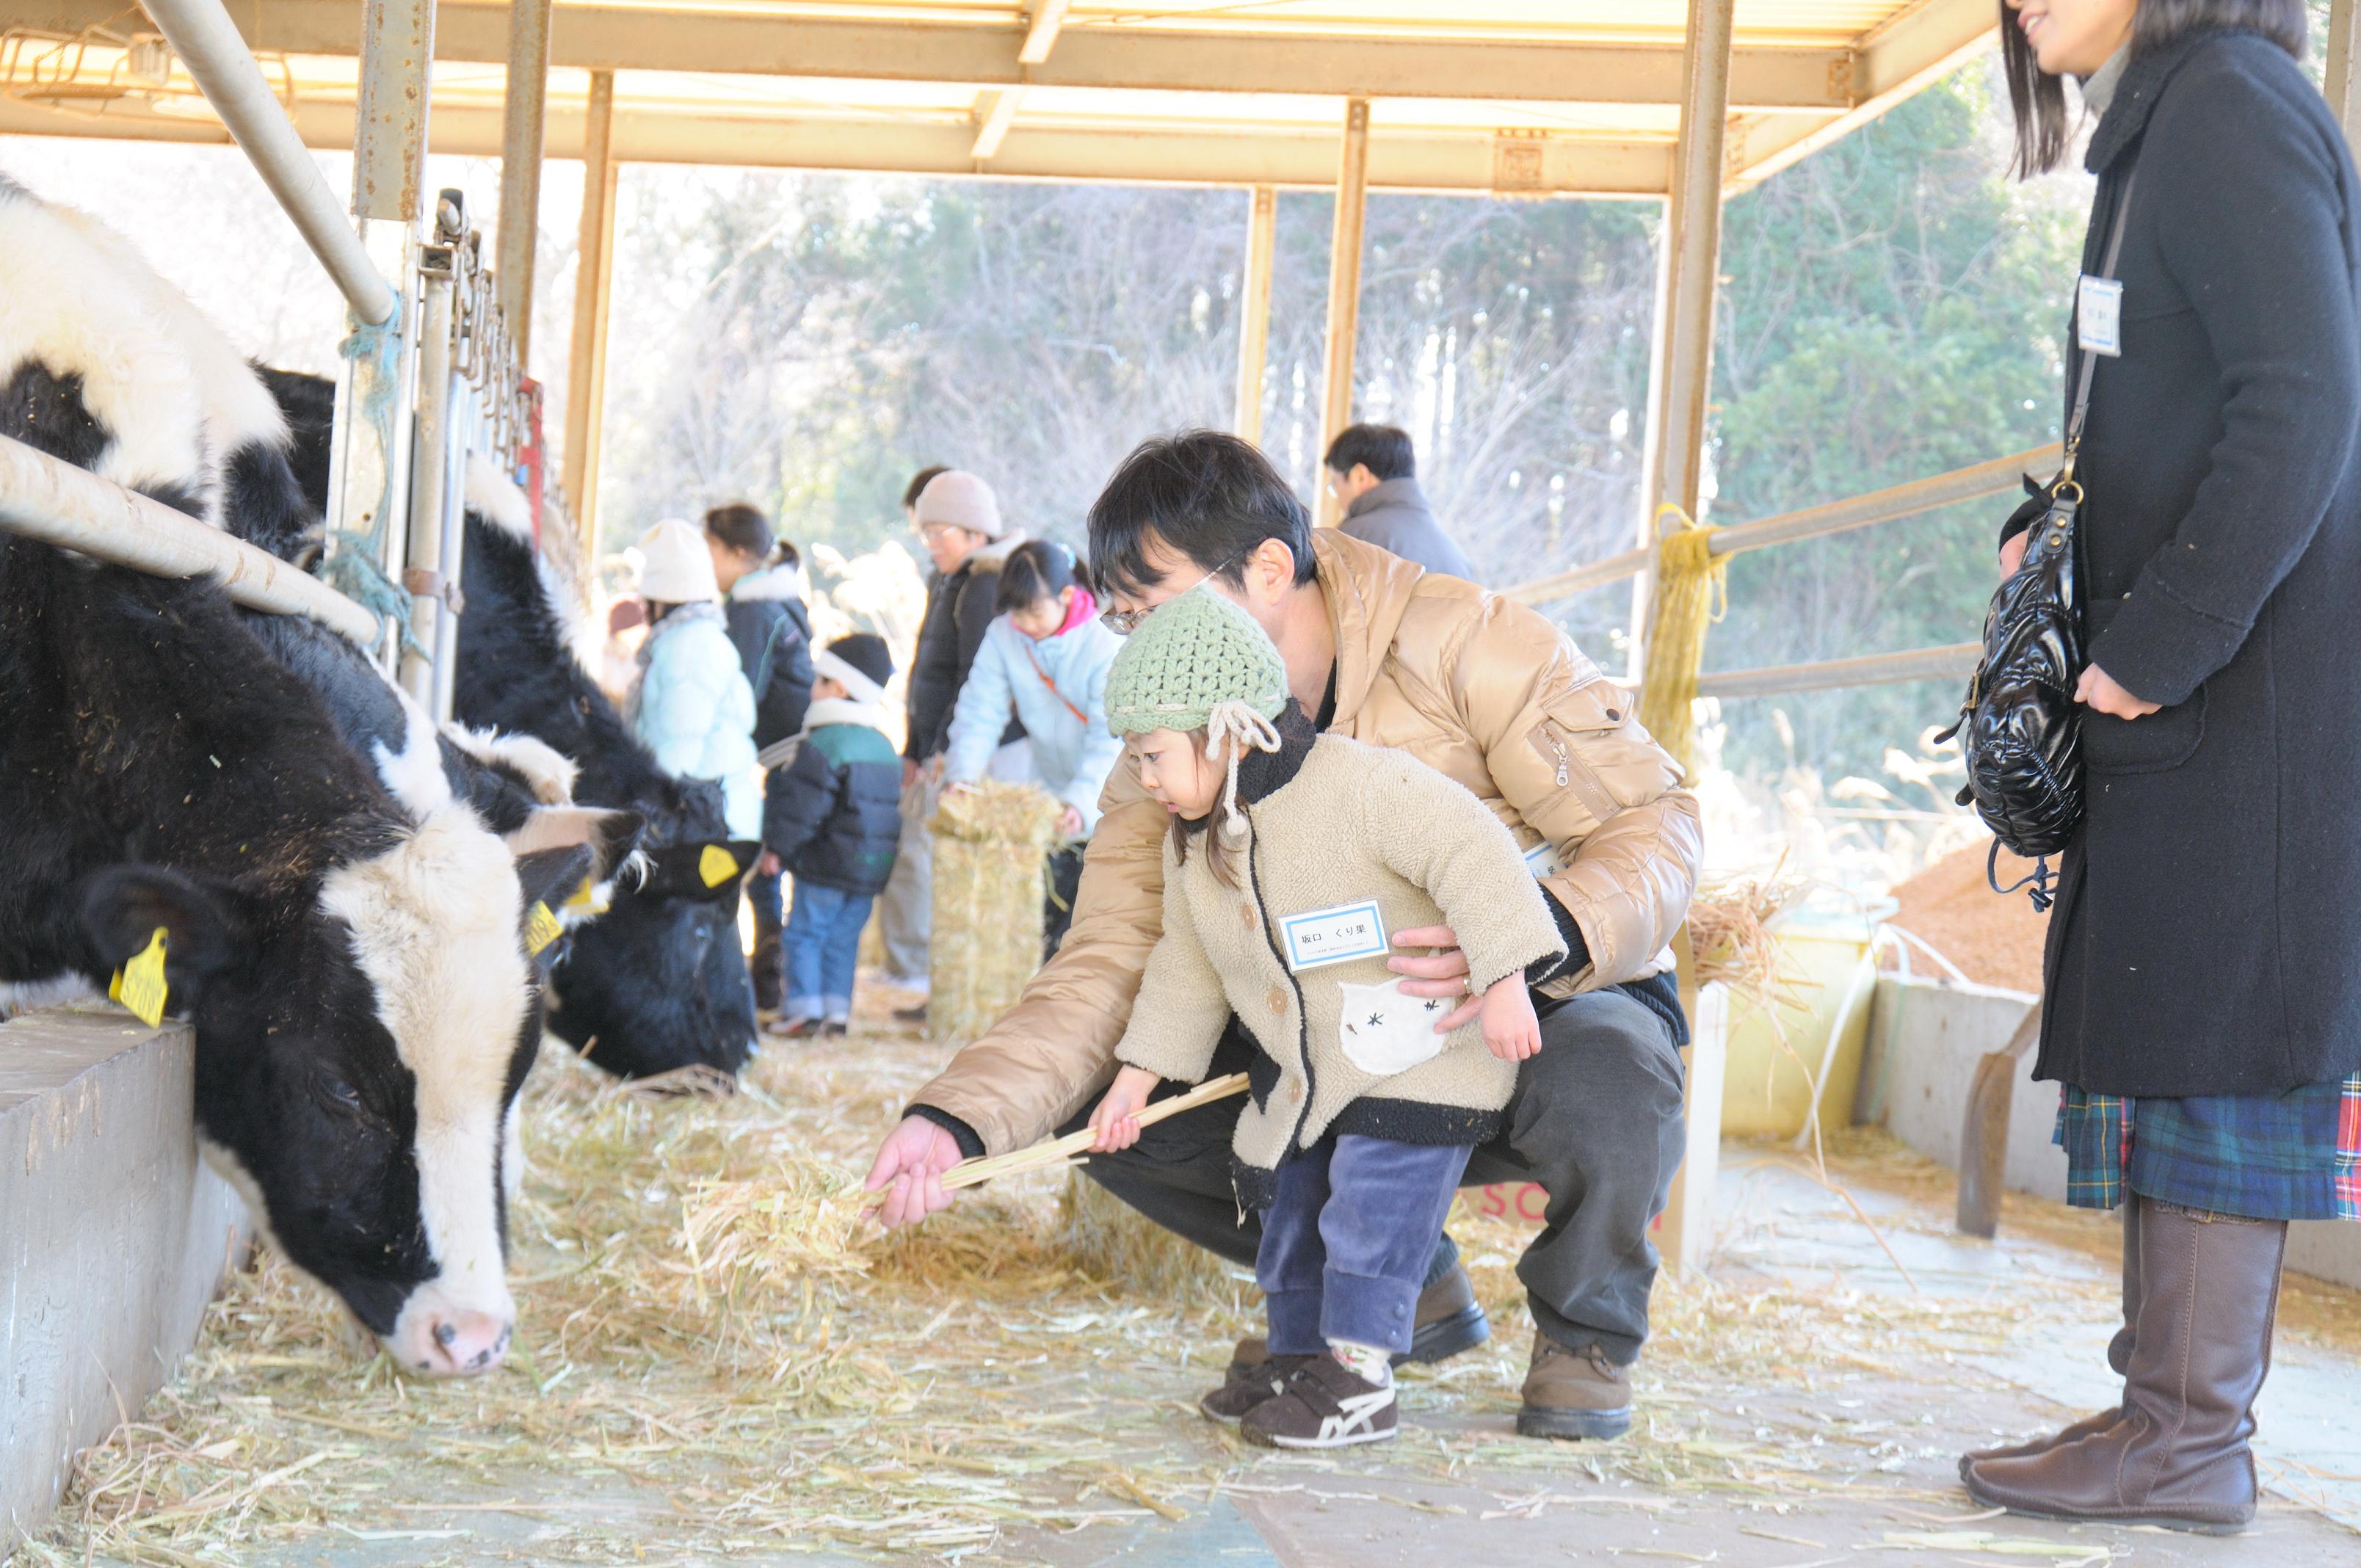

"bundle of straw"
[1687,873,1813,1017]
[926,780,1064,1041]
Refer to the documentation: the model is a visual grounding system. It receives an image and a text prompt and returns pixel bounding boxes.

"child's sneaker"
[1241,1355,1397,1449]
[1200,1346,1314,1423]
[766,1015,821,1039]
[820,1017,849,1038]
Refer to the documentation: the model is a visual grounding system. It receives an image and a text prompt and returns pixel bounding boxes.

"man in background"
[880,469,1030,1023]
[1324,424,1476,581]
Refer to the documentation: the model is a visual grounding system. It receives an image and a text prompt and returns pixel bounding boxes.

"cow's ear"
[514,844,596,973]
[77,865,244,1009]
[503,805,645,881]
[515,844,596,918]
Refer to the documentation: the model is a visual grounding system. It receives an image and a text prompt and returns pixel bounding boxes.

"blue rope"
[319,301,423,655]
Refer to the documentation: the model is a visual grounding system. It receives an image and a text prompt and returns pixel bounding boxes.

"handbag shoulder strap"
[1022,636,1091,727]
[2064,167,2139,466]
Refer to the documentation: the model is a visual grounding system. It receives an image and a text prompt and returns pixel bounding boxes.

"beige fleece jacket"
[1113,736,1564,1195]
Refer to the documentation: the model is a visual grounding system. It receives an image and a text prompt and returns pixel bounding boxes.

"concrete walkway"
[1010,1148,2361,1568]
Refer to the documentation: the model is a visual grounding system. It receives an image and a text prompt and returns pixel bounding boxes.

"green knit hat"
[1104,586,1288,739]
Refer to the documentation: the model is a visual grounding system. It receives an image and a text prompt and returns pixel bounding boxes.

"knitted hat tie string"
[1205,698,1283,842]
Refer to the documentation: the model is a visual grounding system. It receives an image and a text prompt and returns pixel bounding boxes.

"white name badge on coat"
[2077,275,2125,357]
[1523,841,1564,879]
[1279,900,1388,972]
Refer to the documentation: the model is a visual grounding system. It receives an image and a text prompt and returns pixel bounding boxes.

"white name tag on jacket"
[1523,841,1564,879]
[2078,275,2125,357]
[1280,900,1388,971]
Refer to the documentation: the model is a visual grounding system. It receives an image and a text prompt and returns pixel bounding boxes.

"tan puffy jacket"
[913,529,1703,1155]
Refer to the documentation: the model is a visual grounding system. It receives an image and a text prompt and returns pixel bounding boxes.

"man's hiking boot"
[1518,1336,1633,1441]
[1405,1262,1489,1365]
[1241,1356,1397,1450]
[1201,1349,1316,1423]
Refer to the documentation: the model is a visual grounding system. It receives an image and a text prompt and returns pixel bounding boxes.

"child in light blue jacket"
[626,517,761,841]
[941,541,1122,953]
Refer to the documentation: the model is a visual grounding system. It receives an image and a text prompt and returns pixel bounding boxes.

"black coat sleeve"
[761,742,840,863]
[2088,65,2361,705]
[904,576,958,762]
[754,603,815,749]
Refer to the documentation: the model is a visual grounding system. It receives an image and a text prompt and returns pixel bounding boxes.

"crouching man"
[866,432,1700,1440]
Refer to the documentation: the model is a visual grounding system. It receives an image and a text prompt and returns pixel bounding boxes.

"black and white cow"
[266,369,759,1080]
[0,532,590,1373]
[0,173,616,1373]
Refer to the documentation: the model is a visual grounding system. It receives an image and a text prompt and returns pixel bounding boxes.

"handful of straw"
[863,1072,1250,1211]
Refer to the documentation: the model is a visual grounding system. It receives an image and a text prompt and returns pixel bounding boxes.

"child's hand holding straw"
[1089,1065,1163,1152]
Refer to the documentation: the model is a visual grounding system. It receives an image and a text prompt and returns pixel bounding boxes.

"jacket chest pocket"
[1525,714,1625,826]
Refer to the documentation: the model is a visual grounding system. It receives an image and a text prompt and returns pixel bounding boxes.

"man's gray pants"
[877,771,938,990]
[1065,987,1686,1365]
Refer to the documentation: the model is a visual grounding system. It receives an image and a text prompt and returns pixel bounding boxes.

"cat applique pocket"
[1335,978,1452,1077]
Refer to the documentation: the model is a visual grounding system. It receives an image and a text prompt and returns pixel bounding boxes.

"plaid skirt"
[2056,1076,2361,1221]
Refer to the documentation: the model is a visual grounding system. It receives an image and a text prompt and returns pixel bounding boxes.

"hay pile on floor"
[25,995,2228,1567]
[928,780,1062,1041]
[1055,1169,1244,1309]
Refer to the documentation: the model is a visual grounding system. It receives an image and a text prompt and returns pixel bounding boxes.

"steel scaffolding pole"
[496,0,555,366]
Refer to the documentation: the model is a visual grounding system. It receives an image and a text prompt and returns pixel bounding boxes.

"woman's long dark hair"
[1999,0,2307,176]
[1167,698,1316,888]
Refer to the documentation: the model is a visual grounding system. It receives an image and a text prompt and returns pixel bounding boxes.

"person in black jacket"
[877,469,1031,1020]
[706,502,815,1016]
[1960,0,2361,1534]
[758,634,902,1039]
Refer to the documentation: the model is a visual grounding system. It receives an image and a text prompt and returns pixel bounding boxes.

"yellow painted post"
[1234,185,1277,445]
[2329,0,2361,153]
[1633,0,1736,772]
[563,70,618,583]
[1316,100,1371,524]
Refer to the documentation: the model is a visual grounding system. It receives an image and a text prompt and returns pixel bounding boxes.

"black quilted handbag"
[1940,172,2137,910]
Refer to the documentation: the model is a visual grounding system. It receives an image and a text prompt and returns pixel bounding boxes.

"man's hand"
[1389,925,1482,1032]
[2075,663,2161,719]
[1089,1065,1161,1153]
[1480,976,1544,1061]
[758,850,781,878]
[864,1115,965,1229]
[902,758,921,792]
[2000,532,2030,577]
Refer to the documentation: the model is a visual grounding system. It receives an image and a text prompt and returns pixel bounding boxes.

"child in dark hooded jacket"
[758,634,901,1037]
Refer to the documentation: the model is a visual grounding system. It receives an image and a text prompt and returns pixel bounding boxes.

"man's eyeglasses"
[1099,548,1248,636]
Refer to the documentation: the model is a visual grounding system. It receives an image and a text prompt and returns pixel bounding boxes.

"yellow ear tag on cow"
[109,926,170,1028]
[698,844,739,888]
[524,901,563,957]
[564,874,598,911]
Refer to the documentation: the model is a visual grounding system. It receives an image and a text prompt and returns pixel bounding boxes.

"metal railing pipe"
[0,433,382,646]
[1694,642,1980,700]
[1501,543,1653,603]
[1707,445,2061,559]
[139,0,399,326]
[1499,444,2063,604]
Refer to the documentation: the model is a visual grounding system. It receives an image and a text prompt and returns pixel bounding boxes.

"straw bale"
[926,780,1062,1040]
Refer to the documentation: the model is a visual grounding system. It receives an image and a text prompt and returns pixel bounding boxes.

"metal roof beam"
[1018,0,1072,67]
[3,0,1860,109]
[0,93,1677,195]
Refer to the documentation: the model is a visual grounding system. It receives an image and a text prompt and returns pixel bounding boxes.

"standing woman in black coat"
[1962,0,2361,1533]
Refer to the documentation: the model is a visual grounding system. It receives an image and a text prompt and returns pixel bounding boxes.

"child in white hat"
[626,517,761,841]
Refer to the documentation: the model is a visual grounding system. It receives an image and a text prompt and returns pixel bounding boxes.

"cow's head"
[543,774,758,1079]
[78,821,592,1376]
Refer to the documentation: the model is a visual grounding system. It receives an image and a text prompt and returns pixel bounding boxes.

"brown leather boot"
[1959,1194,2143,1476]
[1517,1335,1633,1441]
[1963,1201,2287,1534]
[1404,1261,1490,1365]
